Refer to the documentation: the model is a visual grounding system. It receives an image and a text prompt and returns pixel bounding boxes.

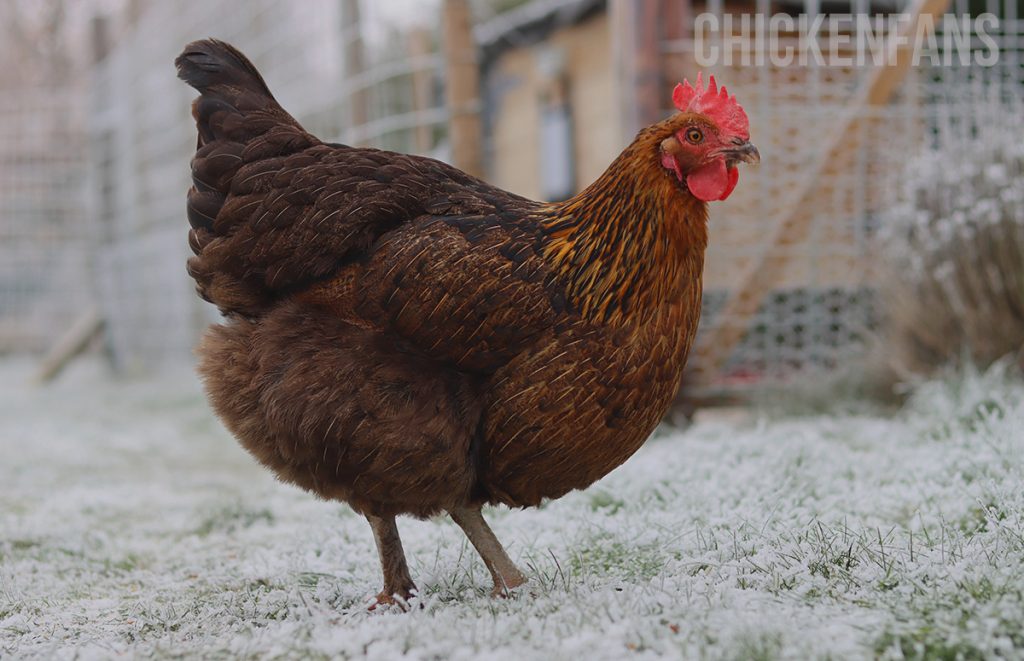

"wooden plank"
[693,0,952,383]
[34,307,104,385]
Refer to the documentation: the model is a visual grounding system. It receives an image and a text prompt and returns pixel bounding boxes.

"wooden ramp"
[33,307,104,385]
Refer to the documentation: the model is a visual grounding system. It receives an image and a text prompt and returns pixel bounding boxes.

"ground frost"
[2,361,1022,659]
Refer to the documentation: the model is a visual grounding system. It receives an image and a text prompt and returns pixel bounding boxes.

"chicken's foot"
[367,514,417,609]
[449,506,526,597]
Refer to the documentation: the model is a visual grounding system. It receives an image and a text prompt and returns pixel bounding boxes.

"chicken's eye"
[685,128,704,145]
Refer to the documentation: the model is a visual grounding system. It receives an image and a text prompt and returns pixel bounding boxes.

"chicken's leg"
[367,514,417,607]
[449,506,526,597]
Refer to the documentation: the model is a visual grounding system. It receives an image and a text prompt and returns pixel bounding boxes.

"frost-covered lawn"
[2,360,1023,660]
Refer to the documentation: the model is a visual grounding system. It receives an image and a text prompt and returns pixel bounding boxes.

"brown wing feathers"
[177,39,534,319]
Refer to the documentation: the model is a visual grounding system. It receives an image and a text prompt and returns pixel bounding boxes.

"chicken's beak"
[720,140,760,167]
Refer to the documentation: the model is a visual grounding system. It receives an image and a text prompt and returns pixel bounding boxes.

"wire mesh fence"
[0,86,90,354]
[1,0,1021,389]
[83,0,449,370]
[660,0,1024,388]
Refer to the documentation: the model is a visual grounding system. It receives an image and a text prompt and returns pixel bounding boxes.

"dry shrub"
[879,96,1024,378]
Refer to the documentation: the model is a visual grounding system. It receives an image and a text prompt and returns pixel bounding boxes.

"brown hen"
[176,39,757,604]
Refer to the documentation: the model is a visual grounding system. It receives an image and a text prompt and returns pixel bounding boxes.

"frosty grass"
[2,359,1023,660]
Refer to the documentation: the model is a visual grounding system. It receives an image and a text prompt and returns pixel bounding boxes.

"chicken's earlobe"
[660,137,685,182]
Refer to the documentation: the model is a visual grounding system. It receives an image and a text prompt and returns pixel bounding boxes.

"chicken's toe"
[490,575,527,598]
[368,588,417,611]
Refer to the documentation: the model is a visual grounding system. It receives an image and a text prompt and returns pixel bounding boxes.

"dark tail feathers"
[177,39,317,315]
[176,39,307,148]
[175,39,274,100]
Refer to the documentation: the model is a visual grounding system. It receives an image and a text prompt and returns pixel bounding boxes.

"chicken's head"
[659,73,759,202]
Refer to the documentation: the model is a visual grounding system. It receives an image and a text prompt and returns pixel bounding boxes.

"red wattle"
[686,159,739,201]
[722,165,740,199]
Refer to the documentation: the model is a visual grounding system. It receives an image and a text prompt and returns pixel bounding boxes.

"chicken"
[176,39,758,604]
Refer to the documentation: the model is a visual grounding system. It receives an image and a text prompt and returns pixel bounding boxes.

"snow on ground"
[1,359,1023,660]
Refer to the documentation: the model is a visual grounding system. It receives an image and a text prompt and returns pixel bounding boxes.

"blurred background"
[1,0,1022,404]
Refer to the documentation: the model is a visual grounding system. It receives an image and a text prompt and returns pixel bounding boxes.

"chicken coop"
[3,0,1022,395]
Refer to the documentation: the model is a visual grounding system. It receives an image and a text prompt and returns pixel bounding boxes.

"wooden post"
[692,0,953,384]
[409,27,433,154]
[662,0,693,49]
[341,0,368,142]
[89,14,110,64]
[612,0,664,140]
[442,0,484,177]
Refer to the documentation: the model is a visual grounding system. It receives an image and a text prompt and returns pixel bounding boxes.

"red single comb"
[672,73,749,140]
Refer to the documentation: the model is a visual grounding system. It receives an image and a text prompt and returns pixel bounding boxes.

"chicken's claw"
[367,589,418,612]
[490,575,528,599]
